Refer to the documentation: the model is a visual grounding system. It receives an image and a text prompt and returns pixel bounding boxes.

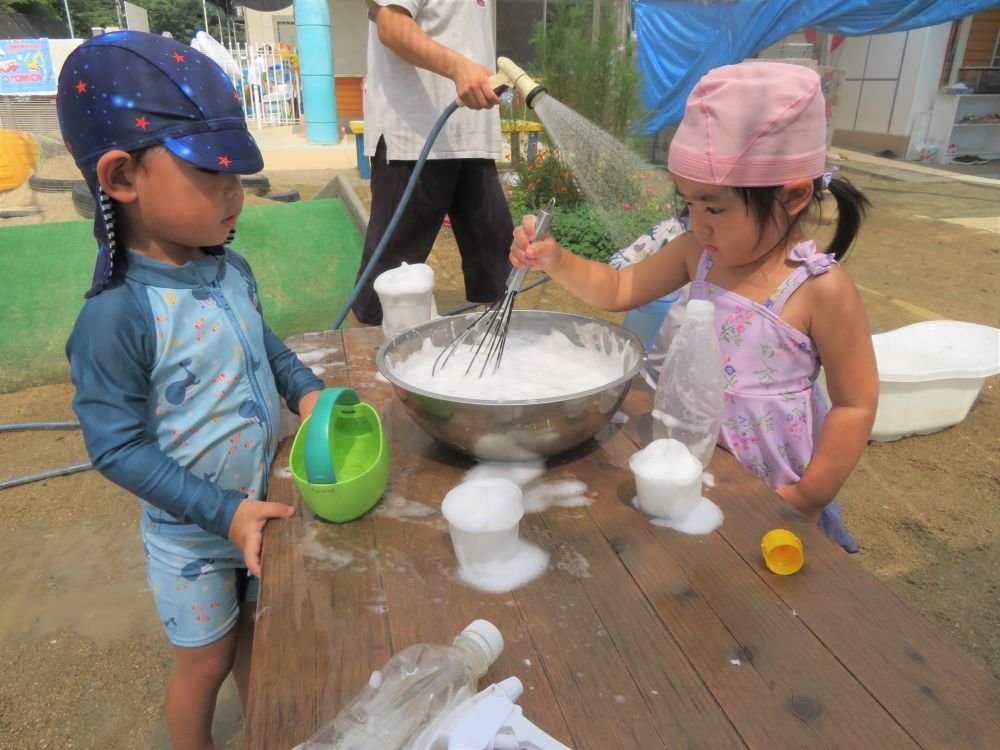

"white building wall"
[329,0,368,76]
[243,3,366,75]
[244,8,277,47]
[830,24,951,147]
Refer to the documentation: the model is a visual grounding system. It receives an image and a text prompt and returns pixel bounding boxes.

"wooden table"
[247,326,1000,749]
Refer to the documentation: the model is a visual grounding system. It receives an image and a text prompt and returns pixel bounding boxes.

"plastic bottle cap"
[761,529,804,575]
[686,299,715,320]
[461,619,504,665]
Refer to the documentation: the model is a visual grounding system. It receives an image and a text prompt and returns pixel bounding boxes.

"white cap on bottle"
[686,299,716,321]
[461,619,504,666]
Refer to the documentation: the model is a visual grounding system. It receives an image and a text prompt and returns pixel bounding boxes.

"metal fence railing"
[227,42,302,129]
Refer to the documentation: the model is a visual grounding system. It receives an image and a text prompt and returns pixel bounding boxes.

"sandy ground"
[1,158,998,749]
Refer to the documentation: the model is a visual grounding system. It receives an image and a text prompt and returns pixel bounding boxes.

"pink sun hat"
[668,62,827,187]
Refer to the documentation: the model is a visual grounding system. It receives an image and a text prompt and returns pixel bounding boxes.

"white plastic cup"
[441,478,524,570]
[628,438,702,520]
[373,262,436,338]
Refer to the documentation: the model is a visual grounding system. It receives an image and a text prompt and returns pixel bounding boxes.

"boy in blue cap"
[56,31,324,748]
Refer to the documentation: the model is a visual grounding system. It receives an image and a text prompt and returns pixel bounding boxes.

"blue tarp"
[634,0,1000,133]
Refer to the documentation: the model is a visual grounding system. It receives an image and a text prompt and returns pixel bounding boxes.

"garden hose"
[0,420,81,432]
[329,100,462,330]
[0,463,92,491]
[332,58,547,330]
[0,421,93,491]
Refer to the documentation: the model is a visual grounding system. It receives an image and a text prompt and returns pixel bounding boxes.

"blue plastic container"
[623,292,681,349]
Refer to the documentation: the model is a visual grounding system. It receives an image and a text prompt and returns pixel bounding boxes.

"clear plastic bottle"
[652,299,725,468]
[295,620,503,750]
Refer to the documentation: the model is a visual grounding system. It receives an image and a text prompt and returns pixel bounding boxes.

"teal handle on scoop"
[303,387,362,484]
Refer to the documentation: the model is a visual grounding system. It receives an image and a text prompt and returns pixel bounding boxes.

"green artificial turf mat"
[0,199,362,393]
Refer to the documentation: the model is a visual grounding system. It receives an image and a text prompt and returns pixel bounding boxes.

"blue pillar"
[294,0,339,144]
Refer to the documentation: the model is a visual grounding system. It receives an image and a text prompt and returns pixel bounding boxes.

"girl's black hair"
[732,175,871,260]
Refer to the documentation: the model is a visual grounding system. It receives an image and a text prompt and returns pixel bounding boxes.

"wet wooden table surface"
[246,326,1000,749]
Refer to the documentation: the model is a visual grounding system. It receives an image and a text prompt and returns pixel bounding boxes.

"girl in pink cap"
[510,62,878,550]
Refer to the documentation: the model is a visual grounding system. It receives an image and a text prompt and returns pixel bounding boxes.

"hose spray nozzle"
[496,57,547,108]
[455,58,548,109]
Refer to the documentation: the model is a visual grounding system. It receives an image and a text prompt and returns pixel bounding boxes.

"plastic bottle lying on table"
[293,619,569,750]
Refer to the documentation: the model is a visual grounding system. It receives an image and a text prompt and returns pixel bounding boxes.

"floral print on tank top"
[689,241,834,491]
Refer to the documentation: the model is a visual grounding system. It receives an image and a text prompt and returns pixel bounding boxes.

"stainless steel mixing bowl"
[375,310,645,460]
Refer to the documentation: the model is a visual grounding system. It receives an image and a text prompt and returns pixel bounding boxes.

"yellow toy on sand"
[0,129,39,192]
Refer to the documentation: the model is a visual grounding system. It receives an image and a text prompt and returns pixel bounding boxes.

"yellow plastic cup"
[761,529,804,575]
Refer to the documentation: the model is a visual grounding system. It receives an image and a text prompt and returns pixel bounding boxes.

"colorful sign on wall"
[0,38,56,95]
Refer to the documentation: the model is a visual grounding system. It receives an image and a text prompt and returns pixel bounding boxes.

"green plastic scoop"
[290,387,390,522]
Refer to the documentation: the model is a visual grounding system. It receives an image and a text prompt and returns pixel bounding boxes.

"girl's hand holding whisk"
[511,214,563,271]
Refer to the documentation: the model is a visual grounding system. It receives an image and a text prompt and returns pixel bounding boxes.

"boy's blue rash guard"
[67,246,323,539]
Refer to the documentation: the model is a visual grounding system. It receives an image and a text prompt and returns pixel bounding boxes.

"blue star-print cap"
[56,31,263,297]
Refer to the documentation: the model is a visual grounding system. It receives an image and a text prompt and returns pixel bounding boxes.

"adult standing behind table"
[353,0,514,326]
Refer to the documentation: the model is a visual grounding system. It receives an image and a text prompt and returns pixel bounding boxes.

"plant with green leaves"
[509,169,669,265]
[509,147,583,211]
[504,2,672,262]
[2,0,227,44]
[529,1,642,140]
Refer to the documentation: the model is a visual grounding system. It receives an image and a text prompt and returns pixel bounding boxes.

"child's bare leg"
[230,601,256,711]
[165,626,238,750]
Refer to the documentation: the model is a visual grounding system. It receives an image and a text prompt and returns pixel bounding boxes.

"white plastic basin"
[869,320,999,441]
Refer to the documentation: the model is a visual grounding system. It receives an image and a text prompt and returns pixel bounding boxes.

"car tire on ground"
[72,182,96,219]
[241,175,270,196]
[265,188,300,203]
[29,175,85,193]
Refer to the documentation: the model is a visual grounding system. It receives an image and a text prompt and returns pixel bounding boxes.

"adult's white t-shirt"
[364,0,503,160]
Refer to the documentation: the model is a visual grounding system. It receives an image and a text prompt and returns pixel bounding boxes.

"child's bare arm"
[779,268,878,519]
[297,389,321,421]
[510,214,697,311]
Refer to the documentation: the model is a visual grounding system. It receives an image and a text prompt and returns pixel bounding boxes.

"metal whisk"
[433,198,556,377]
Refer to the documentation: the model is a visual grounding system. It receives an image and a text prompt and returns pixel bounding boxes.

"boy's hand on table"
[229,498,295,577]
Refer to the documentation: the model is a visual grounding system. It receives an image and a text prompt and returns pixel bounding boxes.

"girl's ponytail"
[821,176,871,260]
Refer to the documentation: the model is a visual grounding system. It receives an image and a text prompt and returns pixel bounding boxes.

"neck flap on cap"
[56,31,259,298]
[85,188,237,299]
